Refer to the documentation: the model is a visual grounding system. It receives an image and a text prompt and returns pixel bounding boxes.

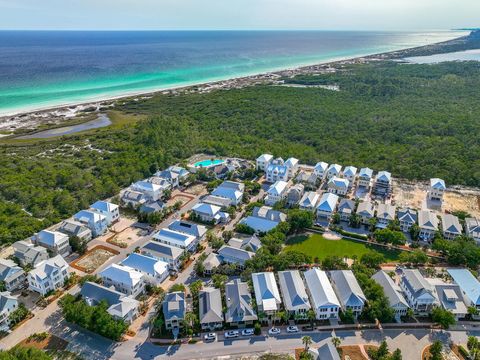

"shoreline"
[0,30,473,132]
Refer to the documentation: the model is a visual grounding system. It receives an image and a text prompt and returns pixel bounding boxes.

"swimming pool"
[194,159,224,168]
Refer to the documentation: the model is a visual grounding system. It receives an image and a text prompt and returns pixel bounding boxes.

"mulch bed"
[339,345,368,360]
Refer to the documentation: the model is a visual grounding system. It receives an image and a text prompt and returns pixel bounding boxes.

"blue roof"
[447,268,480,305]
[90,200,118,213]
[121,253,167,277]
[241,216,279,233]
[317,193,339,212]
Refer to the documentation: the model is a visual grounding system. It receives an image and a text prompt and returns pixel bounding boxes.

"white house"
[256,154,273,171]
[191,202,230,224]
[0,292,19,332]
[428,178,446,202]
[313,162,329,179]
[372,271,409,321]
[199,287,224,331]
[343,166,358,183]
[265,158,289,183]
[329,270,367,318]
[376,203,396,229]
[100,263,146,298]
[0,259,25,292]
[12,240,49,267]
[168,220,207,241]
[399,269,437,315]
[287,183,304,207]
[299,191,320,211]
[155,169,180,188]
[327,176,349,196]
[373,171,392,197]
[285,157,299,178]
[90,200,120,225]
[433,283,467,320]
[440,214,462,240]
[27,255,69,296]
[326,164,342,180]
[265,180,289,206]
[163,291,185,333]
[153,228,198,252]
[304,268,340,320]
[121,190,147,207]
[120,253,169,286]
[217,245,255,269]
[358,168,374,188]
[447,268,480,315]
[34,230,71,257]
[252,272,282,319]
[224,279,257,327]
[466,218,480,243]
[356,201,375,225]
[277,270,311,319]
[131,180,164,202]
[316,192,339,221]
[141,242,183,271]
[211,181,244,206]
[418,210,439,241]
[240,206,287,233]
[73,210,108,237]
[397,208,418,232]
[57,220,92,242]
[80,282,139,324]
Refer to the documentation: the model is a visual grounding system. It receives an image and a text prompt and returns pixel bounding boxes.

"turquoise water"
[194,159,225,168]
[0,31,467,116]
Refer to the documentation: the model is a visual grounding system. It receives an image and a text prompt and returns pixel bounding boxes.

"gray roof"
[0,259,24,282]
[466,218,480,237]
[228,235,262,252]
[441,214,462,235]
[218,245,255,263]
[277,270,311,312]
[163,291,186,322]
[372,271,409,309]
[80,281,124,306]
[376,171,392,183]
[225,279,257,323]
[0,291,18,314]
[359,167,373,179]
[338,199,355,214]
[304,268,340,308]
[13,240,48,265]
[58,220,92,237]
[139,200,166,214]
[434,283,467,316]
[168,220,207,239]
[141,241,183,260]
[397,208,417,223]
[401,269,435,300]
[377,203,396,221]
[418,210,439,230]
[252,206,286,222]
[199,287,223,324]
[329,270,366,308]
[357,201,375,217]
[202,195,232,208]
[299,191,320,209]
[309,343,341,360]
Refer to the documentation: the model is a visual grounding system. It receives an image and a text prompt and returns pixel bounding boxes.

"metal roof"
[304,268,340,308]
[329,270,366,308]
[278,270,311,312]
[447,268,480,305]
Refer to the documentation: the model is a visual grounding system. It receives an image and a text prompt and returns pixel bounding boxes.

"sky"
[0,0,478,31]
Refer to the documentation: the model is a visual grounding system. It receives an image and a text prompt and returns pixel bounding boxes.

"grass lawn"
[284,233,401,261]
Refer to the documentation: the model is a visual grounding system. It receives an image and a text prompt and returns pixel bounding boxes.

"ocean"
[0,30,466,116]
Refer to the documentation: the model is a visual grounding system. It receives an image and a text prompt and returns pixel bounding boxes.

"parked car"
[224,330,239,339]
[286,326,299,333]
[301,325,314,331]
[268,327,281,335]
[241,329,254,336]
[204,333,216,342]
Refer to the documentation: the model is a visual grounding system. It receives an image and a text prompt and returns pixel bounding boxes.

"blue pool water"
[194,159,225,168]
[0,30,466,116]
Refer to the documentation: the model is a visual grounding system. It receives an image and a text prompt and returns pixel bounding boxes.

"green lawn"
[284,233,401,261]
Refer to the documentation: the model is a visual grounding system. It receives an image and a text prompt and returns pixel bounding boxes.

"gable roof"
[141,241,183,260]
[36,230,68,247]
[372,271,409,309]
[0,259,24,282]
[252,206,286,222]
[153,228,196,248]
[434,283,467,316]
[329,270,366,308]
[310,343,341,360]
[430,178,446,190]
[418,210,439,230]
[328,176,349,190]
[120,253,168,277]
[90,200,118,213]
[80,281,125,306]
[74,210,106,224]
[0,291,18,313]
[278,270,311,311]
[121,190,146,202]
[441,214,462,235]
[228,235,262,252]
[357,201,375,217]
[317,193,339,213]
[327,164,342,174]
[225,279,257,323]
[338,199,355,214]
[257,154,273,163]
[359,167,373,179]
[343,166,358,177]
[376,203,396,221]
[304,268,340,308]
[199,287,223,324]
[252,272,281,311]
[299,191,320,209]
[285,157,299,168]
[447,268,480,305]
[218,245,255,262]
[58,220,91,237]
[466,218,480,237]
[168,220,207,239]
[401,269,435,300]
[267,181,288,196]
[314,162,329,173]
[99,263,144,287]
[376,171,392,183]
[132,180,162,193]
[29,255,68,282]
[397,208,418,223]
[191,202,221,217]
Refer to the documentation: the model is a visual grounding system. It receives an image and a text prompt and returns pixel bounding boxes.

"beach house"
[210,180,244,206]
[240,206,286,233]
[285,157,299,178]
[121,190,146,207]
[313,162,329,179]
[299,191,320,211]
[228,234,262,252]
[217,245,255,269]
[418,210,439,241]
[265,180,289,206]
[433,283,467,320]
[0,259,25,292]
[90,200,120,225]
[399,269,436,315]
[27,255,69,296]
[152,228,198,252]
[447,268,480,316]
[466,218,480,243]
[287,183,305,206]
[397,208,418,232]
[277,270,311,319]
[308,343,341,360]
[256,153,273,171]
[316,192,339,221]
[329,270,367,318]
[337,199,355,222]
[33,230,71,257]
[343,166,358,184]
[304,268,340,320]
[252,272,282,318]
[131,180,164,202]
[326,164,342,180]
[428,178,446,202]
[99,263,145,298]
[372,271,409,321]
[120,253,169,286]
[224,279,257,327]
[12,240,49,267]
[73,210,108,237]
[356,201,375,225]
[376,203,396,229]
[163,291,185,334]
[0,292,19,332]
[373,171,392,197]
[191,202,230,224]
[57,220,92,242]
[327,176,349,196]
[199,287,224,331]
[168,220,207,241]
[358,167,374,189]
[265,158,289,183]
[140,242,183,271]
[440,214,463,240]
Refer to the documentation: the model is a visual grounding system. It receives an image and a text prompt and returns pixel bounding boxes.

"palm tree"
[184,312,197,332]
[302,335,312,351]
[332,337,341,348]
[307,309,316,328]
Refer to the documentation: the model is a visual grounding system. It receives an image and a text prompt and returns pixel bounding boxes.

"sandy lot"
[444,189,480,218]
[74,247,117,273]
[184,184,206,196]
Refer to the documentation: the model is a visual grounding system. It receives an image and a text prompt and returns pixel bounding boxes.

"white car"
[204,333,216,342]
[268,327,281,335]
[286,326,299,333]
[241,328,254,336]
[224,330,239,338]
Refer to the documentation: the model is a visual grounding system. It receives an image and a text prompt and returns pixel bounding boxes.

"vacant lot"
[284,233,401,262]
[71,246,118,273]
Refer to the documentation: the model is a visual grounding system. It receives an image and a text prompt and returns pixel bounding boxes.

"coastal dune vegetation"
[1,60,480,243]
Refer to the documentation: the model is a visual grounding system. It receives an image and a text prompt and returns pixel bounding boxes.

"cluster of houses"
[160,266,480,336]
[257,154,480,243]
[121,165,190,212]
